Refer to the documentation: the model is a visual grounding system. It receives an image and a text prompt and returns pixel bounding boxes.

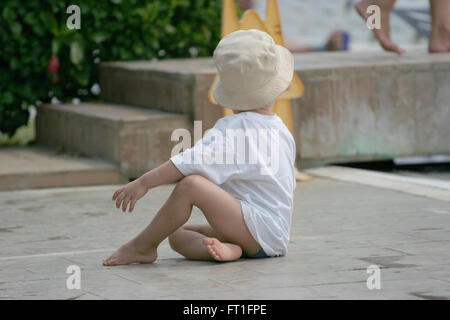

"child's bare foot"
[355,0,405,55]
[102,242,157,266]
[202,237,242,262]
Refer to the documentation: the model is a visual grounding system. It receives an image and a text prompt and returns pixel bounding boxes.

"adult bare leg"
[355,0,405,54]
[429,0,450,53]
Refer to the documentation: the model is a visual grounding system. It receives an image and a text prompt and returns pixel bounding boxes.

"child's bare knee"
[168,229,183,251]
[174,175,205,196]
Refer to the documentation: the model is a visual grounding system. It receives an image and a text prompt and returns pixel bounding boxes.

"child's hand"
[112,178,148,213]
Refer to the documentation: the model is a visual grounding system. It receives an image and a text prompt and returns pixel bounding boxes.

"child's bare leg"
[103,175,261,266]
[169,224,244,261]
[169,225,219,260]
[169,225,242,261]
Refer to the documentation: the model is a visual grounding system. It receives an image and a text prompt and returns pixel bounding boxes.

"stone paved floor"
[1,176,449,300]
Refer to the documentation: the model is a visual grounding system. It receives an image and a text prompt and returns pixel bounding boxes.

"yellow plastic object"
[265,0,284,45]
[209,0,304,119]
[241,10,276,37]
[221,0,240,37]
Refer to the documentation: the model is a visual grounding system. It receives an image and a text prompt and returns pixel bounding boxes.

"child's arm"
[113,160,184,213]
[139,160,184,189]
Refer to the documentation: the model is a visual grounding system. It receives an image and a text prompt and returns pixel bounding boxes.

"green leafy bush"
[0,0,223,137]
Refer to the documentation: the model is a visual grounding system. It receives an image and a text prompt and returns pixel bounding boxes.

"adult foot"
[102,242,157,266]
[202,237,242,262]
[355,0,405,55]
[429,24,450,53]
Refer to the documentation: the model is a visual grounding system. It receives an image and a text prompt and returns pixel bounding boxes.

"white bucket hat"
[213,29,294,111]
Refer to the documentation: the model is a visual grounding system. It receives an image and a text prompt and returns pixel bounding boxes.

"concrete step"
[0,146,120,191]
[99,58,223,131]
[36,103,190,179]
[99,52,450,166]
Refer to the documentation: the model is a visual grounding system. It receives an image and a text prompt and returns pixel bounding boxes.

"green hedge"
[0,0,224,137]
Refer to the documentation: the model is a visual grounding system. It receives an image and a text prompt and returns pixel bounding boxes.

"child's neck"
[233,105,274,116]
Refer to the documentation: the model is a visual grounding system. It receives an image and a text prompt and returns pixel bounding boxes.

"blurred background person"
[239,0,350,52]
[355,0,450,54]
[239,0,439,53]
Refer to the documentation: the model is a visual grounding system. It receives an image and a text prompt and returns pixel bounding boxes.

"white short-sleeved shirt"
[170,112,296,256]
